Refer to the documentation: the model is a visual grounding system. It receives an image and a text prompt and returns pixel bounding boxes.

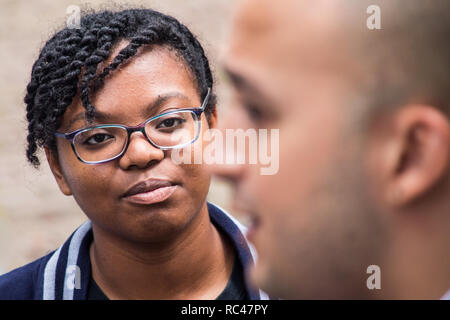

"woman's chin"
[114,203,197,243]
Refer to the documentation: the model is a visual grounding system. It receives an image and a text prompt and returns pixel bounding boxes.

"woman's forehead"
[60,45,200,131]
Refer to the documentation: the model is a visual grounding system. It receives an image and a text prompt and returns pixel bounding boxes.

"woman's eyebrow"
[66,92,190,130]
[65,110,114,131]
[140,92,190,117]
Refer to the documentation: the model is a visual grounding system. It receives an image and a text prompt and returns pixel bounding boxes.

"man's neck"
[380,226,450,299]
[89,203,235,299]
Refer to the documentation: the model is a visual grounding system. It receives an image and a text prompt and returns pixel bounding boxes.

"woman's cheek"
[68,167,115,211]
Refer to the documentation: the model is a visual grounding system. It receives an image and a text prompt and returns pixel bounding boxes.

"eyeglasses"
[54,88,211,164]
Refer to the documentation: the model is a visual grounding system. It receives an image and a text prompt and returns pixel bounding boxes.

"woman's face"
[47,43,216,243]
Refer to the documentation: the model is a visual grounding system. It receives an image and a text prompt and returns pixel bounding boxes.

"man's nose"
[119,132,164,169]
[207,104,251,184]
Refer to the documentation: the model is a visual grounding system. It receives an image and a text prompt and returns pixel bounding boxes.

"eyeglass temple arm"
[200,87,211,111]
[54,132,68,139]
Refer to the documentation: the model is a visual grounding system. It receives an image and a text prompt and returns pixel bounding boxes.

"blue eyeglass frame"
[54,88,211,164]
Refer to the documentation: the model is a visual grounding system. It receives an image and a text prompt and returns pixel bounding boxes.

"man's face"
[219,0,383,298]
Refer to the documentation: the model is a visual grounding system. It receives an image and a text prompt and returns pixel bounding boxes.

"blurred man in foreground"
[214,0,450,299]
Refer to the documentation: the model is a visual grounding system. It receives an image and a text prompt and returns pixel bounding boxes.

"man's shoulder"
[0,251,55,300]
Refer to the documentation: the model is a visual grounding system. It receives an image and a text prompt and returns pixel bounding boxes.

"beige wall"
[0,0,235,273]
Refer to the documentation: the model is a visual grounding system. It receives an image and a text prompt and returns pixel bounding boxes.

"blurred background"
[0,0,236,274]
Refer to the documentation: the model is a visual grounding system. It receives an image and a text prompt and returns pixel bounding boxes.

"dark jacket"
[0,202,269,300]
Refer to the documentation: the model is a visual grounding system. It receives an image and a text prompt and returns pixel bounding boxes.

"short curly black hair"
[24,8,216,167]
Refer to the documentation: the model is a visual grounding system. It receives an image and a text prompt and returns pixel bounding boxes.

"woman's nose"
[119,131,164,169]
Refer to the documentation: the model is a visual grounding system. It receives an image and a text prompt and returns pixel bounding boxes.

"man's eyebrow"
[223,64,267,100]
[223,64,275,109]
[66,92,190,130]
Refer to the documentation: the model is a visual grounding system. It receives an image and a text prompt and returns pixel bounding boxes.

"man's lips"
[122,179,177,205]
[246,211,261,242]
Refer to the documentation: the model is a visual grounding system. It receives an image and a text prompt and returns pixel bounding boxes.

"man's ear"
[370,105,450,207]
[44,146,72,196]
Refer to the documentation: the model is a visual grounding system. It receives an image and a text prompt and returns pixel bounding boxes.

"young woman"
[0,8,268,300]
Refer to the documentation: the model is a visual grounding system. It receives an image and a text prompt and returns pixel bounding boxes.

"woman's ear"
[44,146,72,196]
[206,107,218,129]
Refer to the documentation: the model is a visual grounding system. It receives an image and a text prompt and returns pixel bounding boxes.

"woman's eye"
[156,118,185,129]
[85,133,114,145]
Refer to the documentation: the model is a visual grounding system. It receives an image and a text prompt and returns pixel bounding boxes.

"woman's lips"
[122,185,177,205]
[122,179,178,205]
